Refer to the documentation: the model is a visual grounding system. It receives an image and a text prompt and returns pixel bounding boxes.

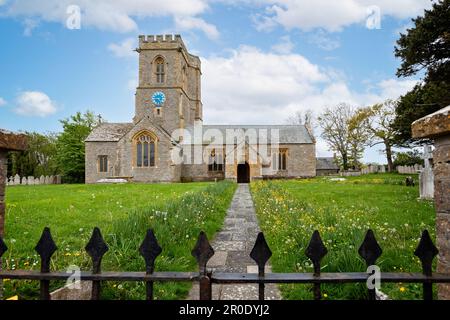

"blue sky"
[0,0,433,162]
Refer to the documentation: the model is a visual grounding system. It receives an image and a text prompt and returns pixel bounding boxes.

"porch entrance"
[237,162,250,183]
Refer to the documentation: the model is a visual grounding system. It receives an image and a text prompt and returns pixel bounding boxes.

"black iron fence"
[0,227,450,300]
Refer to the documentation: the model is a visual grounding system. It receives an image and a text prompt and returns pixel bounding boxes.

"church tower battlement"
[134,34,203,133]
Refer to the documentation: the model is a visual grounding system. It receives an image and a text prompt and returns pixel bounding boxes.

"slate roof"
[85,123,315,144]
[200,125,315,144]
[85,123,134,142]
[316,157,339,170]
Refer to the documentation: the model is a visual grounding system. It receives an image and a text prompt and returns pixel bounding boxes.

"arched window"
[134,132,157,168]
[155,57,165,84]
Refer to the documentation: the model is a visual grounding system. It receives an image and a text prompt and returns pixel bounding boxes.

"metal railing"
[1,227,449,300]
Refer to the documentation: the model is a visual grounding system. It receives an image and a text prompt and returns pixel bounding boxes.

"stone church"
[85,35,316,183]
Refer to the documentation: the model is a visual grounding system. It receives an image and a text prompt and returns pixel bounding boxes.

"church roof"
[201,125,315,144]
[85,123,134,142]
[316,157,339,170]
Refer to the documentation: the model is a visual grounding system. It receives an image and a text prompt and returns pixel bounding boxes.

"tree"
[285,109,316,136]
[351,100,398,172]
[393,0,450,145]
[393,150,424,167]
[7,132,59,177]
[56,111,103,183]
[318,104,366,170]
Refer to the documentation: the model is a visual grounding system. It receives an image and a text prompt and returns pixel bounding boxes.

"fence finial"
[34,227,57,272]
[191,231,214,275]
[305,230,328,275]
[358,229,382,266]
[414,230,438,276]
[139,229,162,274]
[85,227,109,274]
[250,232,272,276]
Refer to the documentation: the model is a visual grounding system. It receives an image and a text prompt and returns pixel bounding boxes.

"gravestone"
[34,177,40,185]
[44,176,49,185]
[49,175,55,184]
[28,176,34,185]
[21,177,28,185]
[412,106,450,299]
[39,175,45,185]
[14,174,20,185]
[419,145,434,199]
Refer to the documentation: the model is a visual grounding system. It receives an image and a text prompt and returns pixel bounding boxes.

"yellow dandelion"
[323,293,328,298]
[399,287,406,292]
[7,295,18,300]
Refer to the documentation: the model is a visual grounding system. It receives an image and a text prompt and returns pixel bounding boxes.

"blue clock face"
[152,92,166,106]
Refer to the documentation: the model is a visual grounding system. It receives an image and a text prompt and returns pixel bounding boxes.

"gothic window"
[134,132,157,168]
[155,57,165,84]
[208,149,224,172]
[98,155,108,173]
[272,149,287,171]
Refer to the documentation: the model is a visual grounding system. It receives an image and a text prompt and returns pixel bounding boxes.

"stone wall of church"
[85,141,118,184]
[117,118,182,183]
[181,164,225,182]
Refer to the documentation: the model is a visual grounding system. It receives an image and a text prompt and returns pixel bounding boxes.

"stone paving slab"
[188,184,281,300]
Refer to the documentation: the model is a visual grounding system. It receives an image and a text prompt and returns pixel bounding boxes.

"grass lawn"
[251,173,435,300]
[2,181,236,300]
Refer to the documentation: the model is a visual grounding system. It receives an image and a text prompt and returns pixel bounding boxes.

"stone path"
[188,184,281,300]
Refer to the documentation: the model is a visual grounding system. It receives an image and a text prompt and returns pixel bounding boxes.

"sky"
[0,0,433,163]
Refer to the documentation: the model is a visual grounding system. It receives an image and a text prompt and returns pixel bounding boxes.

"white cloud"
[271,35,294,54]
[308,30,340,51]
[108,38,137,58]
[0,97,6,106]
[201,45,417,126]
[14,91,57,117]
[251,0,432,32]
[23,18,39,36]
[2,0,215,37]
[174,16,220,40]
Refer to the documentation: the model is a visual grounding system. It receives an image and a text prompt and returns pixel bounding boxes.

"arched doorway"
[237,162,250,183]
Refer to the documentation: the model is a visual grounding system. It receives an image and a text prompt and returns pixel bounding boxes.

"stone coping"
[412,106,450,139]
[0,129,27,151]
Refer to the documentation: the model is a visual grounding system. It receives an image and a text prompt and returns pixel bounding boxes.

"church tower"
[133,35,203,135]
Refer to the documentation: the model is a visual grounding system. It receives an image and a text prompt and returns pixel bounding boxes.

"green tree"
[393,0,450,145]
[393,150,424,167]
[318,103,366,170]
[351,100,398,172]
[56,111,103,183]
[7,132,59,177]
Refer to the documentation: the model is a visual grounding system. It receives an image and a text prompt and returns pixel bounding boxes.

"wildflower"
[323,293,328,298]
[399,287,406,292]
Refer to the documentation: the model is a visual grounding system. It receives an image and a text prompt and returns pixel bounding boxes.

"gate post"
[0,129,27,299]
[412,106,450,299]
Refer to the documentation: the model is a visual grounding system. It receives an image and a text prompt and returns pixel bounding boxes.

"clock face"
[152,91,166,106]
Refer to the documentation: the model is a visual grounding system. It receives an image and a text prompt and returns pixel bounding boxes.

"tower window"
[155,57,165,84]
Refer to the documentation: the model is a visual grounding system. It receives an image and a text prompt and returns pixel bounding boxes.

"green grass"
[251,174,435,300]
[2,181,236,300]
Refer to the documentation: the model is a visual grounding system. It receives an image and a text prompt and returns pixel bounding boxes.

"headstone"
[39,175,45,185]
[379,165,386,173]
[34,177,40,185]
[56,175,62,184]
[14,174,20,185]
[28,176,34,185]
[44,176,49,185]
[419,145,434,199]
[21,177,28,185]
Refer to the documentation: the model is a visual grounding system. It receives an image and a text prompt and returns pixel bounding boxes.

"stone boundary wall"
[361,165,386,175]
[5,174,62,186]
